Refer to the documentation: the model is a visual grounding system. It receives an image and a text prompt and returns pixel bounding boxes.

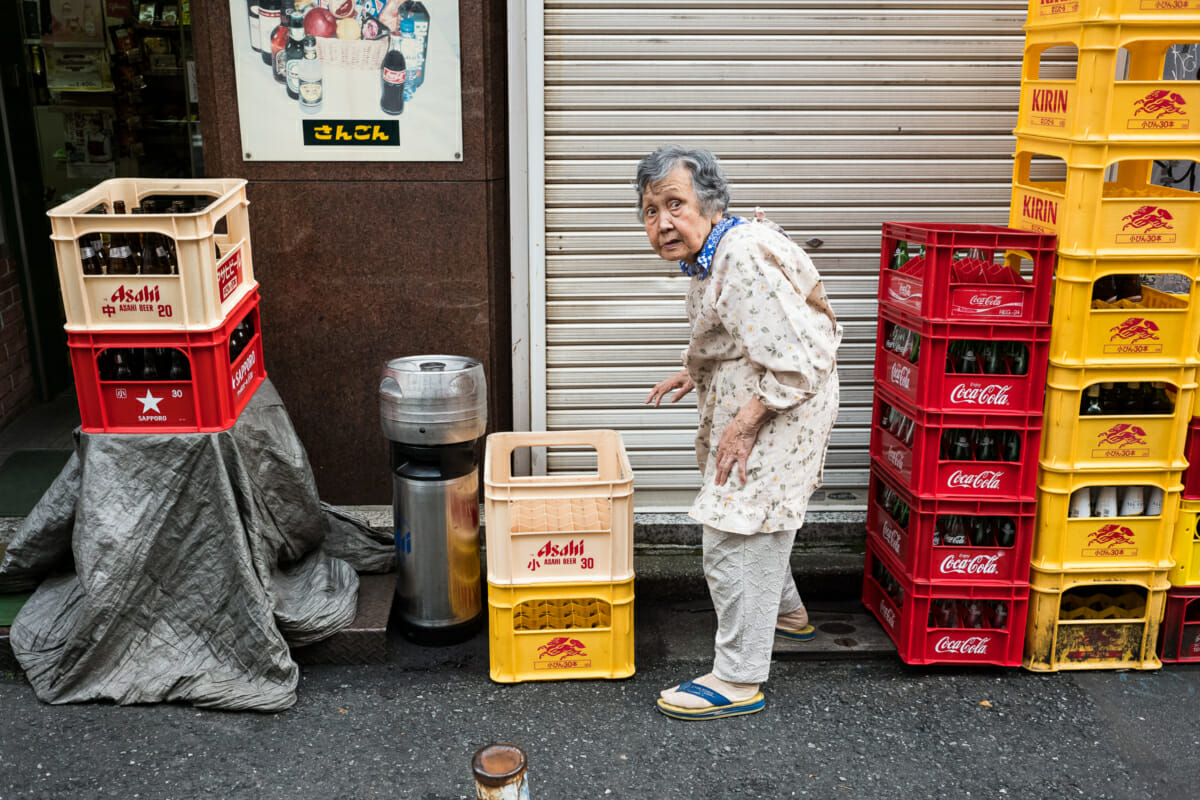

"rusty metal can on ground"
[472,743,530,799]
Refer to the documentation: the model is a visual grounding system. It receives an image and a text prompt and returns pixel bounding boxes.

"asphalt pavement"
[1,598,1198,800]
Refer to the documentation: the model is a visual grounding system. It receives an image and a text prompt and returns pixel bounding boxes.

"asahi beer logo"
[940,553,1002,576]
[535,637,590,670]
[102,284,165,317]
[218,247,244,303]
[1106,317,1163,354]
[525,539,593,573]
[1118,206,1176,245]
[888,362,912,391]
[1131,89,1189,130]
[232,348,257,397]
[1029,87,1068,128]
[878,599,896,629]
[934,636,992,655]
[946,470,1004,491]
[880,519,904,556]
[949,383,1012,407]
[1093,423,1150,458]
[1084,523,1138,557]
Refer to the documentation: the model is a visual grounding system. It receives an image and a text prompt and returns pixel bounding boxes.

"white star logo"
[136,391,163,413]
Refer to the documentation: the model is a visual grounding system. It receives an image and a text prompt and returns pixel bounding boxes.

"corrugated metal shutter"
[537,1,1044,510]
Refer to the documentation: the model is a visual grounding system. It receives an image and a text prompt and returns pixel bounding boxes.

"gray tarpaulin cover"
[0,380,393,712]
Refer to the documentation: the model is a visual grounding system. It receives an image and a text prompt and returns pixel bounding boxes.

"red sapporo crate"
[874,304,1051,417]
[863,538,1029,667]
[878,222,1056,324]
[870,388,1042,501]
[68,289,265,433]
[1159,587,1200,664]
[1185,418,1200,500]
[866,463,1036,586]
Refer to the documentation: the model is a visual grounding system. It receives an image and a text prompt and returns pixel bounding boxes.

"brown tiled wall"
[193,3,510,504]
[0,253,34,428]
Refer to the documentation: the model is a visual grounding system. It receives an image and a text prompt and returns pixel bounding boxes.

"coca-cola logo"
[896,283,913,299]
[889,362,912,390]
[884,445,906,471]
[934,636,992,655]
[880,520,903,554]
[940,553,1002,575]
[949,383,1012,406]
[968,295,1004,307]
[946,470,1004,490]
[878,600,896,629]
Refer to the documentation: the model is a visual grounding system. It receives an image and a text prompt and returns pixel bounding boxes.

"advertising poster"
[45,0,106,44]
[228,1,463,162]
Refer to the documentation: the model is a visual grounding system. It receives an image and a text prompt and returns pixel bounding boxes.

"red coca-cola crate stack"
[47,179,267,434]
[865,222,1056,667]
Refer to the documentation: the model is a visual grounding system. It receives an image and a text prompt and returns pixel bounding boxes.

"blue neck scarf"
[680,215,747,279]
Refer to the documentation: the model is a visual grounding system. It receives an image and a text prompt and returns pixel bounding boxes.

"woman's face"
[641,164,723,263]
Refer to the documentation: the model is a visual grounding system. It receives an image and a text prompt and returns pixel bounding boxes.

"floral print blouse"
[683,212,843,534]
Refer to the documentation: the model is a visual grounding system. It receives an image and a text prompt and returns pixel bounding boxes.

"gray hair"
[634,145,730,221]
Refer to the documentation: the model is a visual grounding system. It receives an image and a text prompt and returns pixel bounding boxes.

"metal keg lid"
[379,355,487,445]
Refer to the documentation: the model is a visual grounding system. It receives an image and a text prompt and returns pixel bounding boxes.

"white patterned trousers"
[703,524,803,684]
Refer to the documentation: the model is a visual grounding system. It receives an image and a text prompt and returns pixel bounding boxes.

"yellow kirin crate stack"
[482,430,635,682]
[1009,0,1200,671]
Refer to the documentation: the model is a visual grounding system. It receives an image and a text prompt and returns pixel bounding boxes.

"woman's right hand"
[646,369,695,407]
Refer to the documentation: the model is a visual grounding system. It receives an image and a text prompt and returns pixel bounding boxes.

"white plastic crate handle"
[486,429,628,484]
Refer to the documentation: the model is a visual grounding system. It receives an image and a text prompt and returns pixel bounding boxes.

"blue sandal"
[775,624,815,642]
[656,681,766,721]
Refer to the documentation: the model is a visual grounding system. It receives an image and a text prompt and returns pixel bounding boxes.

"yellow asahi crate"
[487,578,634,683]
[1041,363,1197,471]
[1033,463,1181,571]
[1024,565,1170,671]
[1170,499,1200,586]
[1016,23,1199,144]
[1049,268,1199,366]
[1010,136,1200,258]
[1025,0,1200,30]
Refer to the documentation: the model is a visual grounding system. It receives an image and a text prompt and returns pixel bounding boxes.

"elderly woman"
[639,145,842,720]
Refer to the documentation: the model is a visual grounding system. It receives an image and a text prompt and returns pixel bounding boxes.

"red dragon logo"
[1133,90,1187,119]
[1087,524,1137,548]
[1109,317,1160,343]
[537,637,588,660]
[1096,424,1148,448]
[1122,206,1174,232]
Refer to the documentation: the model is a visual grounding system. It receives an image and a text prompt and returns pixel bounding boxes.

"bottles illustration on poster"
[228,0,463,161]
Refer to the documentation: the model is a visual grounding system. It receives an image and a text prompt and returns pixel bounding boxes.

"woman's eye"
[669,200,681,210]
